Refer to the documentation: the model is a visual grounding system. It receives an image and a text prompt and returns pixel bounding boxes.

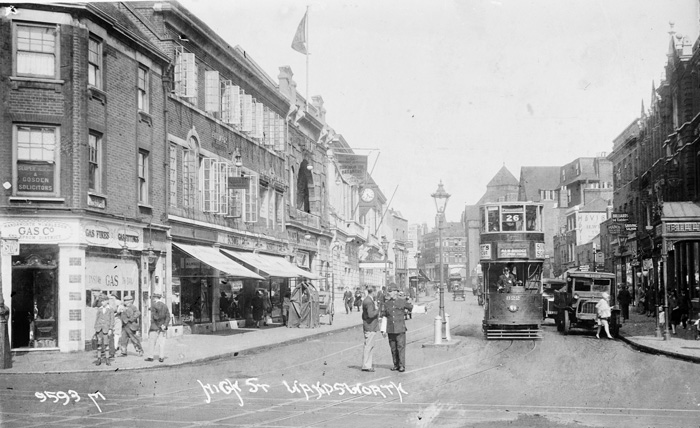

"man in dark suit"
[361,287,379,372]
[381,283,413,372]
[93,294,114,366]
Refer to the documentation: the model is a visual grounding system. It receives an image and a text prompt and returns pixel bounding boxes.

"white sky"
[179,0,699,226]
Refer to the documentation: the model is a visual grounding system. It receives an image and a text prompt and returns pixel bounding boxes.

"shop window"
[171,247,215,325]
[14,125,60,197]
[14,23,58,79]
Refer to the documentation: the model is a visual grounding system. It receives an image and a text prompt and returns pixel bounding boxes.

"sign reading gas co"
[2,220,75,242]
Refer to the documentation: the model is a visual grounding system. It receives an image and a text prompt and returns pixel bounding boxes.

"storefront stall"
[171,242,263,333]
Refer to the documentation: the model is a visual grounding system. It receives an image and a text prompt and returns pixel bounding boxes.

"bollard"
[0,304,11,369]
[433,315,442,345]
[444,313,452,342]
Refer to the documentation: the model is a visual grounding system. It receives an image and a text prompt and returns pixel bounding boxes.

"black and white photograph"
[1,1,700,426]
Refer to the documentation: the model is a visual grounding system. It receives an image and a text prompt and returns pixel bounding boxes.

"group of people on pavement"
[93,292,169,366]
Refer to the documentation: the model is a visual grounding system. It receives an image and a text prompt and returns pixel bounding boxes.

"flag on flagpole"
[291,11,308,54]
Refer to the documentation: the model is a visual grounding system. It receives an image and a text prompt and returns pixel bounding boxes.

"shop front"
[659,202,700,318]
[170,242,263,334]
[220,249,320,324]
[1,217,165,353]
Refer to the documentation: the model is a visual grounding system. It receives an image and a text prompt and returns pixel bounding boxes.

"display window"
[172,246,216,325]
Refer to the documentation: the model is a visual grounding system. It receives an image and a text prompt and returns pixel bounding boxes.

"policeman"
[381,283,413,372]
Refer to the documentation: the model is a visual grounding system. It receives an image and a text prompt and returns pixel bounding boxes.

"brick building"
[0,3,170,352]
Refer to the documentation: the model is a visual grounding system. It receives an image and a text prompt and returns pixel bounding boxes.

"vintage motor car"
[542,278,567,319]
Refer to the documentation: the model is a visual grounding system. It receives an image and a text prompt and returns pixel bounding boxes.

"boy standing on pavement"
[118,294,143,357]
[145,293,169,363]
[94,294,114,366]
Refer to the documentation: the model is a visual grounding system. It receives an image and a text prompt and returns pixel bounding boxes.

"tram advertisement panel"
[480,241,544,260]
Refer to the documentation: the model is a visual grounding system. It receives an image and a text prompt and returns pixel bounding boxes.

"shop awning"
[359,261,392,269]
[173,243,264,279]
[221,249,321,279]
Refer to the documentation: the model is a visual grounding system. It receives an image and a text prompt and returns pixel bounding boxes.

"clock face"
[361,188,375,202]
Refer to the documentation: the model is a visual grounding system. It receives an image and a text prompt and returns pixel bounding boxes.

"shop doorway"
[11,246,59,349]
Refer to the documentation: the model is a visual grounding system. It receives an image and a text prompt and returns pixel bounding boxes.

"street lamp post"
[381,236,390,289]
[431,180,451,337]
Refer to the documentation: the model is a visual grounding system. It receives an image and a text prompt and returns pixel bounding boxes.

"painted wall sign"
[665,222,700,233]
[83,223,112,246]
[2,220,74,242]
[85,256,138,291]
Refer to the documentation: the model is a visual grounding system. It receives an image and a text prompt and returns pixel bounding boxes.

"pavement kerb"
[617,333,700,364]
[0,296,434,375]
[1,323,364,376]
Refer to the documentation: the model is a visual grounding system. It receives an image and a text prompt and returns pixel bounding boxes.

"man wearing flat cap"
[146,293,170,363]
[118,294,143,357]
[380,283,413,372]
[94,294,114,366]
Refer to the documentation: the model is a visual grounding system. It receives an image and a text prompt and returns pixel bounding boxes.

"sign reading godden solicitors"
[17,162,54,193]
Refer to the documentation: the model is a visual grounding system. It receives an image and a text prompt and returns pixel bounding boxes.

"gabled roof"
[487,165,518,187]
[518,166,560,202]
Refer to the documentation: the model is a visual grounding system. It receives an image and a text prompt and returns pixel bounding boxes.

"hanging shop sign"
[295,250,310,269]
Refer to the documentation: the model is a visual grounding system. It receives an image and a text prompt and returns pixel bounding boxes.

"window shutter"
[184,53,197,98]
[275,117,285,152]
[254,102,264,139]
[241,94,253,132]
[222,82,241,126]
[260,187,268,220]
[244,173,258,223]
[205,70,220,114]
[169,145,178,207]
[202,158,215,212]
[218,162,229,214]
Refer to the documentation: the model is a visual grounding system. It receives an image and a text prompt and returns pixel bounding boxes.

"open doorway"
[11,245,59,349]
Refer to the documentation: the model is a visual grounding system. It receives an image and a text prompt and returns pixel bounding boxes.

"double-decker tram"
[479,202,545,339]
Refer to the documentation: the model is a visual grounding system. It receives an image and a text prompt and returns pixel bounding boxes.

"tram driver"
[497,267,517,293]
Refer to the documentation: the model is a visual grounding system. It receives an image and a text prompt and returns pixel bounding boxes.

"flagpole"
[305,5,310,112]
